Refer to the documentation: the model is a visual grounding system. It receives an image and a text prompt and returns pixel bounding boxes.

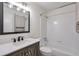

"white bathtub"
[40,46,74,56]
[40,38,75,56]
[51,47,72,56]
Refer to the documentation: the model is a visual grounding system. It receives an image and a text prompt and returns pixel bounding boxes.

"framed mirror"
[0,2,30,35]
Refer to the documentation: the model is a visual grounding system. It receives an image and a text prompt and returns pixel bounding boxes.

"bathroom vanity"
[0,2,40,56]
[0,38,40,56]
[6,42,39,56]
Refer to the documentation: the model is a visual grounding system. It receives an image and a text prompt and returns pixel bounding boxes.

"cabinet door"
[24,42,40,56]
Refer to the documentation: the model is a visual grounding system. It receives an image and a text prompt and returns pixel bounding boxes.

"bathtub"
[51,47,72,56]
[40,38,75,56]
[40,46,74,56]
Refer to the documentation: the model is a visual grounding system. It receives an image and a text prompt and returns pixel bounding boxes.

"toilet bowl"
[40,46,52,56]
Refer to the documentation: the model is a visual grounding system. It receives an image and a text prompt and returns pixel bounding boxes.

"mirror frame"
[0,2,30,35]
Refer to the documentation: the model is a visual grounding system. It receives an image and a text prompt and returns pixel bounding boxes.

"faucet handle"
[13,38,16,42]
[21,36,24,41]
[21,37,24,41]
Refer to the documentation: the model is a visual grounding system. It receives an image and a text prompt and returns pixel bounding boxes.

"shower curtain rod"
[55,2,76,10]
[41,2,76,16]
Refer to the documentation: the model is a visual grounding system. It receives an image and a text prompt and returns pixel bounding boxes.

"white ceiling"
[34,2,73,11]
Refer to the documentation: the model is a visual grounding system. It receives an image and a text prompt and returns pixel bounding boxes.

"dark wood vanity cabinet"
[6,42,40,56]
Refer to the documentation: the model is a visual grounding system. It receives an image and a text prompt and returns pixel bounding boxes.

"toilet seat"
[40,46,52,56]
[40,47,52,53]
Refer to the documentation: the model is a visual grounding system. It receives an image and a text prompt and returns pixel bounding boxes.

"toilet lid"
[40,47,52,53]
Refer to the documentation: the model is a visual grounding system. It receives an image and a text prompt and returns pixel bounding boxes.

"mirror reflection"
[3,2,30,33]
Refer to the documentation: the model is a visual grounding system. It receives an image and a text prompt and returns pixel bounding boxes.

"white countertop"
[0,38,40,56]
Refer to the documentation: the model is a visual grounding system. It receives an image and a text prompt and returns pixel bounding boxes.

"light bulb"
[26,7,30,11]
[23,10,26,13]
[8,4,13,8]
[17,7,21,11]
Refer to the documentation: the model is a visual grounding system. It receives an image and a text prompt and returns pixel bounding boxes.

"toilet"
[40,46,52,56]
